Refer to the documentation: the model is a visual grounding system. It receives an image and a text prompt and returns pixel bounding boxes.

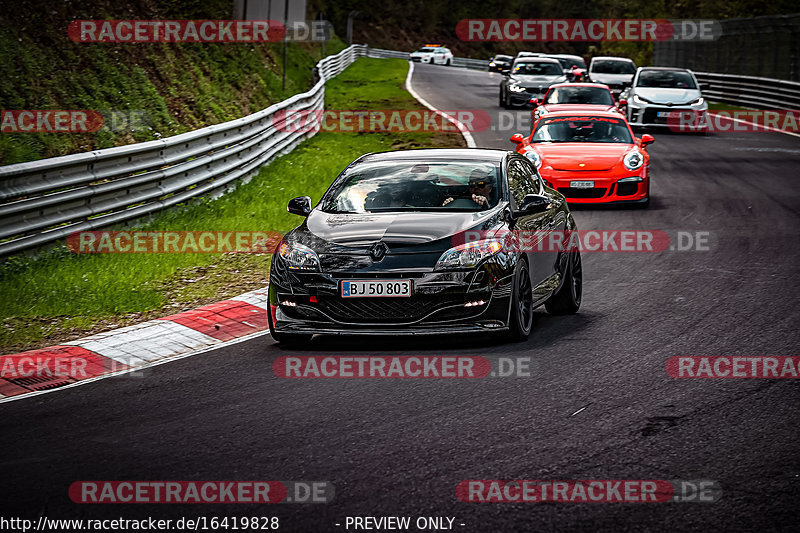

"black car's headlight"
[278,241,321,271]
[435,240,503,270]
[508,83,526,93]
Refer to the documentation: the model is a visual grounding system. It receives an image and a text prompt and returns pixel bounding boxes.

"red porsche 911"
[511,111,653,207]
[530,83,624,123]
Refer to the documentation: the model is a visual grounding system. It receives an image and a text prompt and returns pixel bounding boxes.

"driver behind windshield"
[442,169,495,208]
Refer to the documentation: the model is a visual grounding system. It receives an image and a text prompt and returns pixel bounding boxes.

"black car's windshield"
[544,86,614,105]
[513,61,562,76]
[591,60,636,74]
[637,70,697,88]
[321,161,502,213]
[532,116,633,144]
[493,55,512,62]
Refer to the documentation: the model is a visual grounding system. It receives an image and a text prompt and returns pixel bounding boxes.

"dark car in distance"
[268,149,583,344]
[500,57,568,108]
[489,54,513,73]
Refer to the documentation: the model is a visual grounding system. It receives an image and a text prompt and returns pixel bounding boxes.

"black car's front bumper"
[268,257,516,336]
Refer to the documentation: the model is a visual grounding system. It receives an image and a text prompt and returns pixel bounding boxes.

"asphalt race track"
[1,62,798,531]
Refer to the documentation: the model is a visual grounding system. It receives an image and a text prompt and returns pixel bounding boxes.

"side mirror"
[640,134,655,146]
[287,196,312,217]
[516,194,551,215]
[510,133,525,144]
[618,98,627,107]
[529,98,539,107]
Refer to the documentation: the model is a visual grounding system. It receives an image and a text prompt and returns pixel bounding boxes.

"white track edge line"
[405,61,477,148]
[0,328,273,405]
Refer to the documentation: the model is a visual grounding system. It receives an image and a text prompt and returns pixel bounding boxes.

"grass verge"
[0,0,343,164]
[0,58,465,353]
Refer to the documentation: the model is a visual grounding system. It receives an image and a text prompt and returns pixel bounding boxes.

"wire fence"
[654,14,800,81]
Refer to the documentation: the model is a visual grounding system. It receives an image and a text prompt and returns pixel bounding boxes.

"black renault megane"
[267,149,582,344]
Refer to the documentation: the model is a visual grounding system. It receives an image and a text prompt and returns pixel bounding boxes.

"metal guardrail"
[366,48,408,60]
[694,72,800,110]
[367,47,490,71]
[0,44,367,258]
[453,57,492,70]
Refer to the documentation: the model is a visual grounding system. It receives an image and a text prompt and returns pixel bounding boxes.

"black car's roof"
[359,148,511,164]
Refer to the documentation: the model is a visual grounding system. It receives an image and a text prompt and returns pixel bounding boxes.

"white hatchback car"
[409,45,454,65]
[623,67,708,130]
[588,56,637,96]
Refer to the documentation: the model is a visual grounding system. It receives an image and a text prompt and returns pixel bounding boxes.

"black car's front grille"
[316,295,463,323]
[557,187,608,199]
[524,87,547,97]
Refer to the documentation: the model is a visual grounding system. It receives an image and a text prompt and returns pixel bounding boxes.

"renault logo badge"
[370,242,389,261]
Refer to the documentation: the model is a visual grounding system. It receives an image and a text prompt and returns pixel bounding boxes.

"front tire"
[545,250,582,315]
[507,259,534,341]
